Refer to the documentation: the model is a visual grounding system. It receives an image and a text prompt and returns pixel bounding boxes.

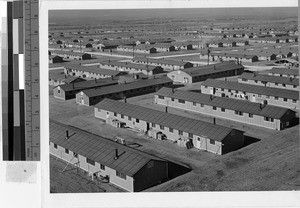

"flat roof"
[239,73,299,86]
[269,68,299,76]
[50,120,166,177]
[50,50,88,56]
[100,60,162,72]
[118,44,155,50]
[180,61,244,77]
[82,76,172,98]
[201,79,299,100]
[95,99,239,142]
[57,78,118,92]
[65,64,128,76]
[49,70,68,81]
[209,52,257,59]
[156,87,293,119]
[132,57,192,67]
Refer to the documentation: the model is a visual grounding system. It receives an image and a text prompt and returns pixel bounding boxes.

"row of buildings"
[64,64,128,79]
[167,61,244,84]
[238,72,299,91]
[99,60,165,75]
[154,87,296,131]
[75,76,173,106]
[94,99,245,155]
[199,50,296,63]
[49,50,92,60]
[131,57,194,71]
[50,120,171,192]
[200,79,299,110]
[51,61,245,100]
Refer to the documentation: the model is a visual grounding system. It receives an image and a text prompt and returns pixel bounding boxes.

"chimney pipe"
[114,149,119,160]
[213,117,216,124]
[124,98,127,103]
[165,106,168,113]
[65,130,69,139]
[72,82,75,89]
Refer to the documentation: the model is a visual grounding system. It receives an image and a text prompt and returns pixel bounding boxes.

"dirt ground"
[49,93,299,192]
[50,155,123,193]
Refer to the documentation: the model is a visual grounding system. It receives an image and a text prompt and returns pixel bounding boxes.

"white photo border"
[40,1,300,208]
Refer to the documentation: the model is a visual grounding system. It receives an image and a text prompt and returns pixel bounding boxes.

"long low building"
[50,120,169,192]
[200,79,299,110]
[49,50,92,60]
[117,45,157,54]
[167,61,244,84]
[268,67,299,79]
[131,57,194,71]
[99,60,164,76]
[49,69,86,86]
[64,64,128,79]
[238,73,299,91]
[155,87,296,131]
[94,99,245,155]
[76,76,173,106]
[199,51,259,63]
[53,78,119,100]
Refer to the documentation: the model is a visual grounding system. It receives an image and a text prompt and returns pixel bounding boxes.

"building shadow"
[189,89,202,93]
[243,135,261,147]
[172,84,185,88]
[289,117,299,128]
[166,161,191,180]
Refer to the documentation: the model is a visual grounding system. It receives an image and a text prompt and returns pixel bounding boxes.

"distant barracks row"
[155,87,296,131]
[200,79,299,110]
[64,64,128,79]
[268,67,299,79]
[131,57,194,71]
[238,73,299,91]
[94,99,245,155]
[49,50,92,60]
[53,78,119,100]
[75,76,173,106]
[167,61,244,84]
[99,60,165,76]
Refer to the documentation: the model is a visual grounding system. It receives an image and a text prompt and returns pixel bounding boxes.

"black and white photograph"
[48,4,299,193]
[0,0,299,207]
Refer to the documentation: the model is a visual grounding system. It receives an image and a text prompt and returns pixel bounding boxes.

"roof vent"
[114,149,119,160]
[259,103,266,110]
[209,94,214,101]
[65,130,69,140]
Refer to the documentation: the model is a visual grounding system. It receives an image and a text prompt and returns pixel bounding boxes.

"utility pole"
[132,45,135,58]
[146,57,149,78]
[207,47,210,65]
